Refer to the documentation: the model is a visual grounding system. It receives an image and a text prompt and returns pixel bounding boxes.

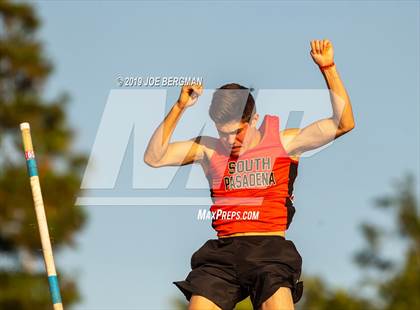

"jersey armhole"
[201,136,220,177]
[274,116,300,163]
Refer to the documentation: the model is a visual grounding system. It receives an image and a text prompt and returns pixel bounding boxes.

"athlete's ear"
[249,113,259,128]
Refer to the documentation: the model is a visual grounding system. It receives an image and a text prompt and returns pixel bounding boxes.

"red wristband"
[319,62,335,71]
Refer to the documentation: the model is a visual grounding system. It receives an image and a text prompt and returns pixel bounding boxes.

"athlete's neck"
[248,127,262,150]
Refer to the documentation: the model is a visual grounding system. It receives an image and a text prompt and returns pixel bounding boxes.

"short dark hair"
[209,83,256,124]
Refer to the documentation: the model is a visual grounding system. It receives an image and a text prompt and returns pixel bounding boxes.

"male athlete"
[144,39,354,310]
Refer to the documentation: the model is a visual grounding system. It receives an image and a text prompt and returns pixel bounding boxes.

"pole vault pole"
[20,122,64,310]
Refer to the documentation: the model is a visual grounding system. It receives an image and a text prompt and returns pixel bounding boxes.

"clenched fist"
[176,83,204,109]
[310,39,334,67]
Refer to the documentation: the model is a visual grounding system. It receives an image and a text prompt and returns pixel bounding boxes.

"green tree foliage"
[354,174,420,310]
[297,276,377,310]
[300,174,419,310]
[0,1,87,308]
[170,295,254,310]
[234,297,253,310]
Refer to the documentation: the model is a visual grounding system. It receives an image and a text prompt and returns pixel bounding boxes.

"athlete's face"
[216,114,259,156]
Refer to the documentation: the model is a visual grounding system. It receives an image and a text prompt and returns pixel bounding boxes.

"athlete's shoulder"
[279,128,301,162]
[195,135,218,144]
[281,128,301,136]
[194,135,219,152]
[194,136,219,171]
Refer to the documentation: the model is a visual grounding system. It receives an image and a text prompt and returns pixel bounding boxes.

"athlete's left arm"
[284,39,355,157]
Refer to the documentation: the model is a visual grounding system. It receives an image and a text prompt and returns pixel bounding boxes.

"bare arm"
[143,84,206,167]
[285,39,355,156]
[280,128,302,161]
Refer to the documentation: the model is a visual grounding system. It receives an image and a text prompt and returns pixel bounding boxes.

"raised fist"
[177,83,204,109]
[310,39,334,67]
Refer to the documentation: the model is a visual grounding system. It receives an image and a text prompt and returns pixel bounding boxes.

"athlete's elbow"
[144,159,161,168]
[143,153,162,168]
[339,121,355,135]
[344,121,355,133]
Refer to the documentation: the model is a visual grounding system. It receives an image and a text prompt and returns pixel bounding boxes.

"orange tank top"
[206,115,299,237]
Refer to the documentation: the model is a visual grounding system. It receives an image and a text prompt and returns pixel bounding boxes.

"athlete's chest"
[201,136,299,176]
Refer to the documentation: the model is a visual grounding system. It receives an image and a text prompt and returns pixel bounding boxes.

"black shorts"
[173,235,304,310]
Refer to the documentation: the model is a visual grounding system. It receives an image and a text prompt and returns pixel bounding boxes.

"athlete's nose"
[227,134,236,145]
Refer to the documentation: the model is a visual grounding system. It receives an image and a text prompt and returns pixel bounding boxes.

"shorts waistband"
[217,235,286,240]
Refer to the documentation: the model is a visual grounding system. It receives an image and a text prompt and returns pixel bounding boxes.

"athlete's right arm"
[143,84,205,167]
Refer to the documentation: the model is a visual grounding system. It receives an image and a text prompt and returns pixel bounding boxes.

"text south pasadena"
[223,157,276,190]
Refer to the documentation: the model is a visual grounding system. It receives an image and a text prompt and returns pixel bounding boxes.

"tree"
[171,295,253,310]
[354,174,420,310]
[300,174,419,310]
[297,275,377,310]
[0,1,87,308]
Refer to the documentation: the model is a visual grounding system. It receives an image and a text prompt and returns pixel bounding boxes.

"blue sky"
[33,1,419,309]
